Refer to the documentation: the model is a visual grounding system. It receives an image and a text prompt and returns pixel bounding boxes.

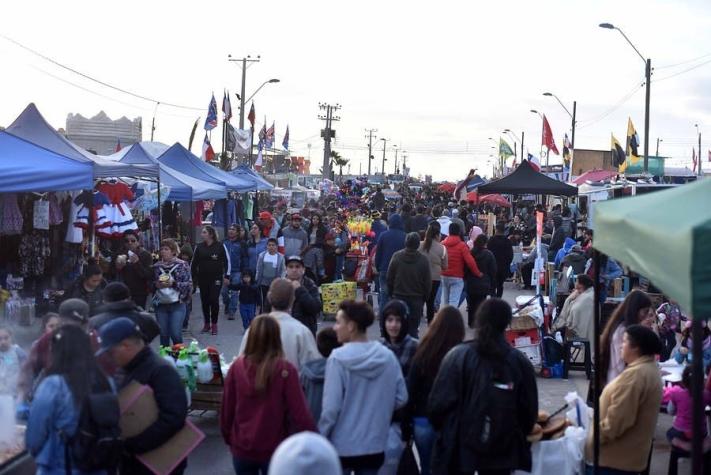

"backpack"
[64,382,123,473]
[155,263,181,304]
[460,347,521,456]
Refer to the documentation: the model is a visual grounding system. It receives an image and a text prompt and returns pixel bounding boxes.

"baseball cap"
[291,213,302,220]
[285,255,304,266]
[58,298,90,324]
[95,317,142,356]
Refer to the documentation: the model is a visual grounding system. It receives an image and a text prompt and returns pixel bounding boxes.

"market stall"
[592,178,711,474]
[477,159,578,197]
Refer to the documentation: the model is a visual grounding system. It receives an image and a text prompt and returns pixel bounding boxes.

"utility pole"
[365,129,377,176]
[401,151,408,177]
[393,145,398,175]
[696,124,702,176]
[227,55,261,129]
[318,102,341,180]
[656,138,661,156]
[380,138,388,176]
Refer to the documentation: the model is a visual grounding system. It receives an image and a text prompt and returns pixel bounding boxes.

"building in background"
[66,111,142,155]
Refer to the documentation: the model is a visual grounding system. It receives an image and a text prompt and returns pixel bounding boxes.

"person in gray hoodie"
[300,327,341,422]
[319,300,408,475]
[280,214,309,258]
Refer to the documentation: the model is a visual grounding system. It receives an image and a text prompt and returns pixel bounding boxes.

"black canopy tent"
[477,160,578,197]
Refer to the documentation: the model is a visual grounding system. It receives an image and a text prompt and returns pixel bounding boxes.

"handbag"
[397,443,420,475]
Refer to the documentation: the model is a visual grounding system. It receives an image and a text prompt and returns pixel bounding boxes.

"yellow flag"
[626,118,641,164]
[612,134,627,173]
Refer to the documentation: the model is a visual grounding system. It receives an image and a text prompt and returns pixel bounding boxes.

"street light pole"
[543,93,577,176]
[696,124,702,176]
[599,23,651,174]
[228,55,261,129]
[656,137,662,156]
[380,138,388,176]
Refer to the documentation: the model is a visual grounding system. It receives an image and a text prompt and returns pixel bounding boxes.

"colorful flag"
[254,147,263,171]
[222,90,232,122]
[234,129,251,154]
[542,115,559,155]
[612,134,627,173]
[562,133,572,166]
[115,138,122,153]
[202,134,215,162]
[258,123,267,147]
[188,117,200,152]
[225,123,236,152]
[247,102,256,129]
[265,121,275,148]
[626,118,640,164]
[527,153,541,172]
[282,125,290,150]
[499,138,514,157]
[204,94,218,131]
[692,147,697,172]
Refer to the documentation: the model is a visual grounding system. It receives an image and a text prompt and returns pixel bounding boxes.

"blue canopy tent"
[0,131,93,192]
[230,165,274,191]
[114,143,227,201]
[5,103,158,178]
[157,143,254,192]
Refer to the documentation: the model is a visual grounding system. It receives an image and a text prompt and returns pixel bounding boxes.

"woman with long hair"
[220,315,315,475]
[465,234,497,328]
[418,221,448,325]
[246,223,268,277]
[599,289,653,386]
[191,225,229,335]
[307,213,328,246]
[406,306,465,475]
[428,299,538,475]
[380,300,419,376]
[26,325,112,474]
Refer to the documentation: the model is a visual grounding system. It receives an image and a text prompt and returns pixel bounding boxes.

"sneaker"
[200,325,210,333]
[211,323,217,335]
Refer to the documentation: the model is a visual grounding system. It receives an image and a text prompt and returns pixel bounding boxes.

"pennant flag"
[612,134,627,173]
[188,117,200,151]
[115,138,122,153]
[542,115,560,155]
[202,134,215,162]
[626,118,640,164]
[225,123,237,152]
[265,121,275,148]
[247,102,256,129]
[562,133,572,166]
[527,153,541,172]
[499,138,514,157]
[258,122,267,147]
[692,147,697,173]
[222,90,232,122]
[282,125,290,150]
[204,94,218,131]
[254,147,263,171]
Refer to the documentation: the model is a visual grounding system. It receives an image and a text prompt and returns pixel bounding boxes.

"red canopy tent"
[572,169,617,185]
[438,182,456,193]
[480,194,511,207]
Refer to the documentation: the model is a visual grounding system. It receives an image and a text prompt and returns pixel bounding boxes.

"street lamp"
[503,129,525,163]
[244,79,280,104]
[599,22,652,174]
[543,91,577,175]
[656,138,662,156]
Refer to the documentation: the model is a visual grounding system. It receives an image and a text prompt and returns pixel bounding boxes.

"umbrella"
[466,191,478,202]
[438,182,456,193]
[480,194,511,208]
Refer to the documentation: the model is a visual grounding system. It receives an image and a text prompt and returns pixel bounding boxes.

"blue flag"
[204,94,218,131]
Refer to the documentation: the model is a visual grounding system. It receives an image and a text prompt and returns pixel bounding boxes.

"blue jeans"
[233,457,269,475]
[336,254,345,280]
[156,302,186,346]
[239,303,256,329]
[378,272,390,308]
[413,417,435,475]
[221,272,241,316]
[440,276,464,307]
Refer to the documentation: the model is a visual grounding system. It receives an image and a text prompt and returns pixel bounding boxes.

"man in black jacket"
[98,317,188,475]
[487,222,514,298]
[283,256,322,335]
[89,282,160,343]
[387,232,431,337]
[113,230,154,309]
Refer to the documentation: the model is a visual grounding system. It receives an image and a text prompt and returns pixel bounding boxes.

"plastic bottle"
[188,341,200,365]
[555,332,564,345]
[159,347,176,367]
[196,350,214,384]
[176,349,196,391]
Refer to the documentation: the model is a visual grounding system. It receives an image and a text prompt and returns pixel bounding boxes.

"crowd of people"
[2,178,710,475]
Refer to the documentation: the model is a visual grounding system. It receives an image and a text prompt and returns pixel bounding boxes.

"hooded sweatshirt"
[374,214,407,273]
[387,248,431,298]
[319,341,408,457]
[554,237,577,268]
[300,358,327,422]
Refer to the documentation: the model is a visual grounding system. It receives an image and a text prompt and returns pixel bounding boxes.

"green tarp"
[593,178,711,318]
[624,156,665,176]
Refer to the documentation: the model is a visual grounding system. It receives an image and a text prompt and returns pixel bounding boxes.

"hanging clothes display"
[243,193,254,222]
[65,191,84,244]
[1,194,23,235]
[96,181,138,238]
[48,193,63,226]
[193,201,205,226]
[212,199,238,227]
[19,230,51,277]
[73,190,111,230]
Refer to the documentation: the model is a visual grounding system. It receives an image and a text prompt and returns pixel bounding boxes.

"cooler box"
[505,328,540,348]
[516,344,542,366]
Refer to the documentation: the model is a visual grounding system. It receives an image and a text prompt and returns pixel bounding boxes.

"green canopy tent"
[592,178,711,474]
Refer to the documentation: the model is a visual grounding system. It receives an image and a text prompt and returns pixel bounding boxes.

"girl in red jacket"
[221,315,316,474]
[440,222,482,308]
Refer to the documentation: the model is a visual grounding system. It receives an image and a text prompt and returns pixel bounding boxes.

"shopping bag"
[397,444,420,475]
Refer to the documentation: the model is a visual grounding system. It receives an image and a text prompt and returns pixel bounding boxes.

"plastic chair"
[667,438,711,475]
[562,338,592,380]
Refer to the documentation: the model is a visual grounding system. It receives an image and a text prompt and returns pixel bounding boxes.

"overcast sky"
[1,0,710,180]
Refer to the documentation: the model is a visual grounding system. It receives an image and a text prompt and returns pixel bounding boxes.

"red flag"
[202,135,215,162]
[247,102,256,129]
[542,115,560,155]
[115,138,122,153]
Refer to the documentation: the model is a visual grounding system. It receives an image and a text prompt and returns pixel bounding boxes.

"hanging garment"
[96,182,138,238]
[243,194,254,221]
[193,201,206,226]
[48,193,63,226]
[212,199,238,227]
[1,194,23,235]
[73,190,112,230]
[65,191,84,244]
[19,230,51,277]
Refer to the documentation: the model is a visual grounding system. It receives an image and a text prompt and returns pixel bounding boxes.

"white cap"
[268,432,341,475]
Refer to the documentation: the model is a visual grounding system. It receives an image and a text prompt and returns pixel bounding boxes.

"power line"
[0,33,204,111]
[653,57,711,83]
[576,81,645,129]
[655,52,711,70]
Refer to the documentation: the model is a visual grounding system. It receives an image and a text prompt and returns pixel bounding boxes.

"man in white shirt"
[238,278,320,369]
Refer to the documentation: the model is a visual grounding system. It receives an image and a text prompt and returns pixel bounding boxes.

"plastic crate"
[516,344,542,366]
[505,327,541,348]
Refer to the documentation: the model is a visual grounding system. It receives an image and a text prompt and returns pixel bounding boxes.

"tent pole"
[592,249,601,475]
[691,317,704,474]
[156,176,162,243]
[190,200,194,245]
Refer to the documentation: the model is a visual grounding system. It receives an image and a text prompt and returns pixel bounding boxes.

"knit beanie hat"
[268,432,340,475]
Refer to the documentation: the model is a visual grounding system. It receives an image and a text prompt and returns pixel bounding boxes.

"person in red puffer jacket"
[440,222,482,308]
[221,315,316,474]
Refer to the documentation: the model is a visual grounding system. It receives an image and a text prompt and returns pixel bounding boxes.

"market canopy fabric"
[477,160,578,196]
[113,143,227,201]
[593,178,711,318]
[5,103,158,178]
[572,169,617,185]
[157,143,254,192]
[0,131,94,192]
[230,165,274,191]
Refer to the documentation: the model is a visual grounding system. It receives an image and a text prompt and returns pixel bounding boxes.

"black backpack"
[64,383,123,474]
[460,347,521,456]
